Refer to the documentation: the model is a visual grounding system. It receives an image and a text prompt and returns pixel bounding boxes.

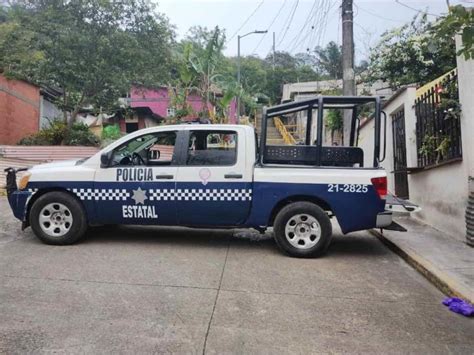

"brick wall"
[0,75,40,145]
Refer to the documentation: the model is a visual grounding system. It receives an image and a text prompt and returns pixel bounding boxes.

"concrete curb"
[370,229,474,304]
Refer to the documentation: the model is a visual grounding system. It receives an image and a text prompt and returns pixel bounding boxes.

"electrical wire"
[306,0,325,51]
[355,2,405,23]
[252,0,288,53]
[227,0,265,43]
[394,0,440,18]
[276,0,299,48]
[287,0,319,53]
[290,0,334,54]
[312,0,335,51]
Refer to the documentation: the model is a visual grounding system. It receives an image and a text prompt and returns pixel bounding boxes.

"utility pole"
[272,32,276,70]
[341,0,355,146]
[237,30,267,122]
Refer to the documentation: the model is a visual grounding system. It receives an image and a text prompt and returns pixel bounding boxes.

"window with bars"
[414,70,462,168]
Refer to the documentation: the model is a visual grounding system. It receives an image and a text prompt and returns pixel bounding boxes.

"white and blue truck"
[5,96,416,257]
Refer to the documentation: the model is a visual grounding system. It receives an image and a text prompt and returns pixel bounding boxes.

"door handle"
[155,174,174,179]
[224,173,243,179]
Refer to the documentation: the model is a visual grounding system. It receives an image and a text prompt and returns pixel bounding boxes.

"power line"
[312,0,335,51]
[306,0,325,51]
[276,0,299,48]
[253,0,287,53]
[394,0,440,18]
[287,0,319,53]
[291,0,333,54]
[227,0,265,43]
[355,2,405,23]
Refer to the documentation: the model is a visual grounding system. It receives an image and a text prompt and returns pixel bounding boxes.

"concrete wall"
[39,96,63,129]
[456,36,474,180]
[0,75,40,145]
[358,62,472,241]
[408,39,473,241]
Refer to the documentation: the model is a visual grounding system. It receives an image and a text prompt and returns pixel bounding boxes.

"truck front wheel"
[273,202,332,258]
[29,191,88,245]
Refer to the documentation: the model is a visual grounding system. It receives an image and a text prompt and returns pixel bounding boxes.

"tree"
[313,41,343,79]
[265,51,299,69]
[367,14,456,88]
[433,5,474,60]
[0,0,174,126]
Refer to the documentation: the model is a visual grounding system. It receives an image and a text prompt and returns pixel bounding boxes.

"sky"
[156,0,472,63]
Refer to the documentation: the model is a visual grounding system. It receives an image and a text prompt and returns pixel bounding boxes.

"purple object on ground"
[442,297,474,317]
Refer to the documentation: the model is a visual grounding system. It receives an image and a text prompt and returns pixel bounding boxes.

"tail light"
[371,176,387,199]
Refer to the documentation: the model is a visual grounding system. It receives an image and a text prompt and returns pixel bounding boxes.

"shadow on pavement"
[82,225,387,258]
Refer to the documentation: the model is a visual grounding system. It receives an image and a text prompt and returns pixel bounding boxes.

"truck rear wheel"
[273,202,332,258]
[29,191,88,245]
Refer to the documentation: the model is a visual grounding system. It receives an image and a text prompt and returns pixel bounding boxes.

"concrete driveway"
[0,197,473,354]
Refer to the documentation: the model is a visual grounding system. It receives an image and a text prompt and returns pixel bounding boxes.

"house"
[0,75,61,145]
[116,86,237,133]
[358,37,473,245]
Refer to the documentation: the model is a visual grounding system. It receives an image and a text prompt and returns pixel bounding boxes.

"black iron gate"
[392,107,409,199]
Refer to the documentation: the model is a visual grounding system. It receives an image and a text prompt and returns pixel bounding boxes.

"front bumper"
[4,167,31,222]
[7,190,31,222]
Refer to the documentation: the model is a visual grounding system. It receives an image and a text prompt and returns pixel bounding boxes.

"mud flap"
[382,221,407,232]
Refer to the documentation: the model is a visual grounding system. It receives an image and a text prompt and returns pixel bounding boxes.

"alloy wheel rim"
[284,214,321,249]
[39,203,73,237]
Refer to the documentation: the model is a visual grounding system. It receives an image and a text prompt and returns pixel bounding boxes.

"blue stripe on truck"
[15,180,385,233]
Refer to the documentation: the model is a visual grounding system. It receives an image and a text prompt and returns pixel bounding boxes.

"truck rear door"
[175,127,253,226]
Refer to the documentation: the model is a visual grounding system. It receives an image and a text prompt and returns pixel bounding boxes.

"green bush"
[18,121,100,146]
[64,123,100,146]
[18,120,67,145]
[102,124,122,141]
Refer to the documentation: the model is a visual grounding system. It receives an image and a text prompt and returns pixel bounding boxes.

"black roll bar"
[260,95,383,168]
[349,107,358,147]
[380,111,387,163]
[316,96,324,166]
[259,106,268,165]
[373,96,381,167]
[305,107,313,145]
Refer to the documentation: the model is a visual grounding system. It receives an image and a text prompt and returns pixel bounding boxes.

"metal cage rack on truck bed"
[259,96,386,168]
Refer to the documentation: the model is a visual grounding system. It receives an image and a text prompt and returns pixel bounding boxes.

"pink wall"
[130,86,237,123]
[228,98,237,124]
[130,87,206,119]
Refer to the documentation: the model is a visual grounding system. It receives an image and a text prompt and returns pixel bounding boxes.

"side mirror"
[100,151,112,167]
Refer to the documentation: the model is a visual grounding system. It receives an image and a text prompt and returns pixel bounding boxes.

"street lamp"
[237,30,267,122]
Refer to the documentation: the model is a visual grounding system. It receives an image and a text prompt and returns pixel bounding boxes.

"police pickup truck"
[5,96,414,258]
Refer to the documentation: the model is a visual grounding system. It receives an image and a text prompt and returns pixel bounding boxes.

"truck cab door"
[93,130,179,225]
[175,128,253,227]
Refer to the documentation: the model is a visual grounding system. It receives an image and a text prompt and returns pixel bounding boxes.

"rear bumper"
[376,211,392,228]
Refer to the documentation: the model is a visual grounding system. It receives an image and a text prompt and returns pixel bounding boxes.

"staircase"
[255,118,285,145]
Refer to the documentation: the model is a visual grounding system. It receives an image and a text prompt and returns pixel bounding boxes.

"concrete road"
[1,197,473,354]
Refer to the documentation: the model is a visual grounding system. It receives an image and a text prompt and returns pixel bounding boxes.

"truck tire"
[273,202,332,258]
[29,191,88,245]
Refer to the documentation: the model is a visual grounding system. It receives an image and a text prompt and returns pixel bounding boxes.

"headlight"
[18,173,31,190]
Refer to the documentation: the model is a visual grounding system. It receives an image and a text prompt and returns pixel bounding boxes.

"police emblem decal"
[122,187,157,219]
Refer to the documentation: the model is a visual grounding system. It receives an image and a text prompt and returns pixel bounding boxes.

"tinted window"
[187,130,237,166]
